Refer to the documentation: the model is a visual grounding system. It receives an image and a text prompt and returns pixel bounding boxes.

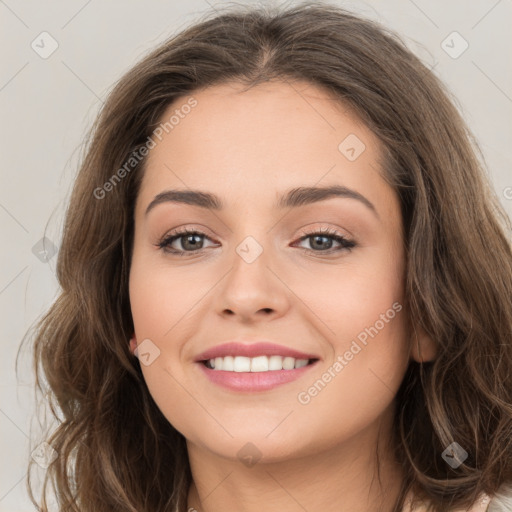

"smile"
[203,355,316,372]
[197,356,319,392]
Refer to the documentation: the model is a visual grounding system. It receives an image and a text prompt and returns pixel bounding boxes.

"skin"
[128,80,436,512]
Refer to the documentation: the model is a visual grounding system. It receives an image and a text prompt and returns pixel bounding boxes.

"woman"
[25,3,512,511]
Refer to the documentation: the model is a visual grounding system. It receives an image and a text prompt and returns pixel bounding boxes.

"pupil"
[312,235,331,250]
[184,234,201,250]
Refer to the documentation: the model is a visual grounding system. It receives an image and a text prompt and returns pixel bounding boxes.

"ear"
[410,324,437,363]
[129,335,138,355]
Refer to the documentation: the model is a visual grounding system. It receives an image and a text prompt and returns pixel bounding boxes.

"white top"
[183,483,512,511]
[403,482,512,511]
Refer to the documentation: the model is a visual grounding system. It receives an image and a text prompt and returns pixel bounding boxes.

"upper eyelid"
[163,226,350,241]
[163,221,352,236]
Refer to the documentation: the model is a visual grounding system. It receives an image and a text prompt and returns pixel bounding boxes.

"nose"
[214,237,290,323]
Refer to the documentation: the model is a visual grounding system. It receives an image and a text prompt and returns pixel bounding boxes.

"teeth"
[234,356,251,372]
[207,355,311,371]
[222,355,234,371]
[251,356,268,372]
[282,356,295,370]
[268,355,283,371]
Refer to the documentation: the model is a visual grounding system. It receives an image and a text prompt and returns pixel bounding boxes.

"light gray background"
[1,1,511,510]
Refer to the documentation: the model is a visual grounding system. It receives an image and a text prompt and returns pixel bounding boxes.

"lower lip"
[196,360,318,392]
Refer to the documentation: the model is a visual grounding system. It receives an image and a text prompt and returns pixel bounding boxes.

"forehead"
[135,80,394,218]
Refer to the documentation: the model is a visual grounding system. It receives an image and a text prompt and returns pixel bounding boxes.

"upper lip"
[194,341,320,362]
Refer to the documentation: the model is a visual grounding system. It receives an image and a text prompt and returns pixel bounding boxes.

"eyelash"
[156,226,356,257]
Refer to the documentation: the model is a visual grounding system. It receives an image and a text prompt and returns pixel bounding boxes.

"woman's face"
[129,80,412,463]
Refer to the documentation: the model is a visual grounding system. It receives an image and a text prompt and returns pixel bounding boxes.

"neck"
[186,405,404,512]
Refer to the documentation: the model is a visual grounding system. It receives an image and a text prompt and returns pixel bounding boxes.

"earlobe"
[410,325,437,363]
[129,335,137,355]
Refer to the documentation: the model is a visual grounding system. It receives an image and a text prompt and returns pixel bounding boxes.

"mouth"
[194,341,321,392]
[196,354,320,392]
[200,355,319,372]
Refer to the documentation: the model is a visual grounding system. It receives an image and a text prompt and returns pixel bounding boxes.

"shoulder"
[403,482,512,512]
[488,481,512,512]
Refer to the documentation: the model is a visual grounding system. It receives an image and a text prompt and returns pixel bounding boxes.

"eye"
[156,226,356,256]
[293,227,356,254]
[156,228,217,255]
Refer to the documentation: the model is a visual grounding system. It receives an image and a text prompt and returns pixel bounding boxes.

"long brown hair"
[21,2,512,511]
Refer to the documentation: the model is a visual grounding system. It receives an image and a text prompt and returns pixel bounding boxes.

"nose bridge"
[228,202,274,265]
[234,233,267,266]
[228,228,272,288]
[215,221,288,318]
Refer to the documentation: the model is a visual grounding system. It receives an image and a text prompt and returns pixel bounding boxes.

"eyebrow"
[144,185,379,219]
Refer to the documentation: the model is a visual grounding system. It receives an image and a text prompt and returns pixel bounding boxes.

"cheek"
[289,245,409,422]
[129,256,211,341]
[128,256,219,424]
[292,306,409,452]
[129,259,200,437]
[286,242,405,349]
